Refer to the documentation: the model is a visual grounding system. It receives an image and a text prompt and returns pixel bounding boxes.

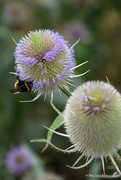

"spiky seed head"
[64,81,121,158]
[14,29,75,96]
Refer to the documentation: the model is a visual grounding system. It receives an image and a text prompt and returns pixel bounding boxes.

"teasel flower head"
[6,147,31,173]
[12,29,87,102]
[63,81,121,175]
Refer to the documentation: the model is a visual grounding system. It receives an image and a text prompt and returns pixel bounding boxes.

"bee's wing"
[10,88,19,93]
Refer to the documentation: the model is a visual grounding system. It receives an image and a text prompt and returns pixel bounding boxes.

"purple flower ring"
[6,147,31,173]
[13,29,77,101]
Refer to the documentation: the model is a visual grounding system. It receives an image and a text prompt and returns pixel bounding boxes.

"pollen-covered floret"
[14,29,76,100]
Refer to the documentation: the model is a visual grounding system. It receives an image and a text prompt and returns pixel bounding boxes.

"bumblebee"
[10,76,32,93]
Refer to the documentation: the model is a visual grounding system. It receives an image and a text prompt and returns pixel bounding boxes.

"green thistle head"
[63,81,121,175]
[64,81,121,158]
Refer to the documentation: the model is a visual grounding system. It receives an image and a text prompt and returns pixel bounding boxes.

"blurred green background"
[0,0,121,179]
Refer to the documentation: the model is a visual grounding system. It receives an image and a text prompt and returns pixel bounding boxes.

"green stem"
[60,87,72,97]
[50,97,63,116]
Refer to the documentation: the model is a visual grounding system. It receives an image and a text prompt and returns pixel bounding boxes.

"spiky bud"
[14,29,75,98]
[64,81,121,158]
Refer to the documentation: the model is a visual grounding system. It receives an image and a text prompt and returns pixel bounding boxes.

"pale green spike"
[65,144,75,150]
[71,38,80,48]
[9,72,16,75]
[101,157,105,175]
[11,37,17,45]
[105,76,110,84]
[109,155,121,176]
[20,92,42,103]
[30,138,76,154]
[70,70,90,78]
[73,153,84,167]
[67,158,93,169]
[70,61,88,71]
[44,126,69,137]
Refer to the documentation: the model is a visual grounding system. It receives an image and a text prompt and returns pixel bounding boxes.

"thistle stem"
[50,94,63,116]
[60,87,72,97]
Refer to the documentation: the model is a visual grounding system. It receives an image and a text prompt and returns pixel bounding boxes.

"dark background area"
[0,0,121,179]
